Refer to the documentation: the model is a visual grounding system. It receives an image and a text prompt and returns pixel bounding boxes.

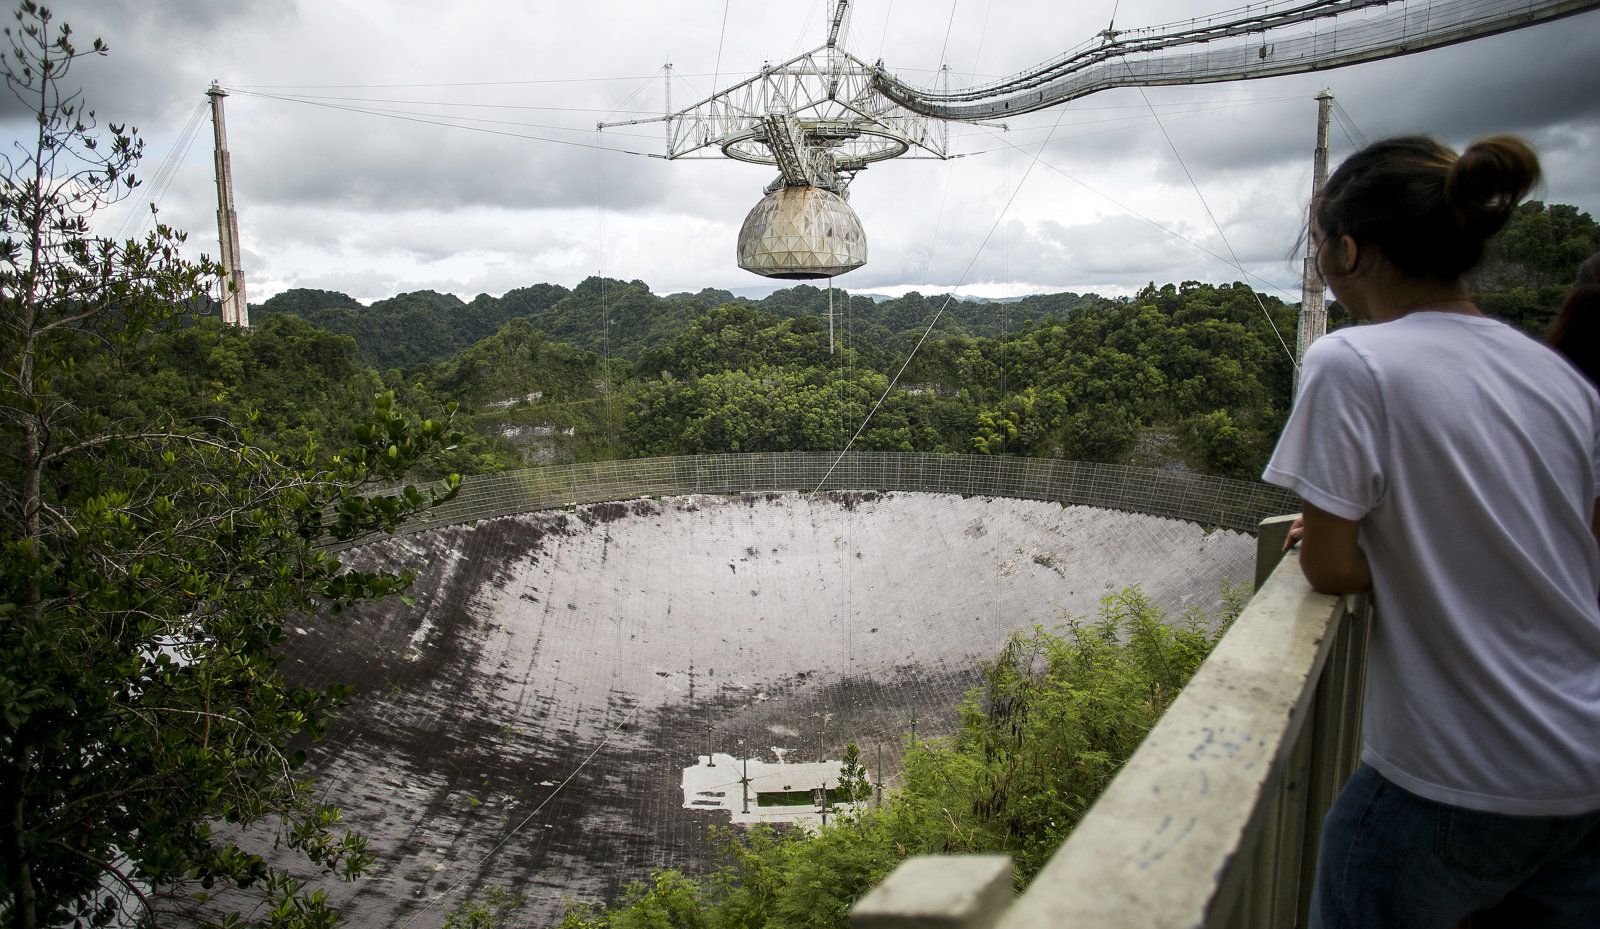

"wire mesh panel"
[387,454,1296,541]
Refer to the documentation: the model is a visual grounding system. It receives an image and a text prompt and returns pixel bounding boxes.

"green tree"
[0,8,459,927]
[1493,201,1600,286]
[837,744,872,806]
[1188,409,1258,479]
[971,387,1064,456]
[443,887,524,929]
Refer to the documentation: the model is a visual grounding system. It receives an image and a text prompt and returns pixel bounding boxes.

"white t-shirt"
[1264,311,1600,815]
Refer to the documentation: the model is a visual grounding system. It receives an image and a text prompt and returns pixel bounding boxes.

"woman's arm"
[1299,502,1372,594]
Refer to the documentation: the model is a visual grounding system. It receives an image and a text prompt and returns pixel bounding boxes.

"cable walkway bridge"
[873,0,1600,120]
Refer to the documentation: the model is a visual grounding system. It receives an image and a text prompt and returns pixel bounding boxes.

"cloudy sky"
[9,0,1600,305]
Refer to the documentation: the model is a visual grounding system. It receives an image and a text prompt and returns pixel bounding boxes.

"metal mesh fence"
[375,453,1298,544]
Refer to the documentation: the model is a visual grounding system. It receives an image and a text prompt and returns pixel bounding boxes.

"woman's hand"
[1283,515,1305,551]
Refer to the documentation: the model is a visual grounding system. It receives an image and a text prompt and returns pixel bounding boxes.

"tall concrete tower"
[1295,90,1334,374]
[207,81,249,328]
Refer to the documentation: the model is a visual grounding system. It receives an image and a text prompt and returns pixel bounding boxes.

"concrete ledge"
[852,855,1014,929]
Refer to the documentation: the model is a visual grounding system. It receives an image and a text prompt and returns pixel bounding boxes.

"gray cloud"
[0,0,292,126]
[5,0,1595,301]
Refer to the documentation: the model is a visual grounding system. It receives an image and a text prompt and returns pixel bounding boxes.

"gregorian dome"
[736,186,867,280]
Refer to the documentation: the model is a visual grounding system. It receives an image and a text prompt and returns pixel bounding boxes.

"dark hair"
[1547,283,1600,388]
[1315,134,1540,280]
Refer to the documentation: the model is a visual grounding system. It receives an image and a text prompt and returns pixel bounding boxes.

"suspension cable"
[810,102,1075,495]
[962,122,1303,303]
[1129,79,1299,370]
[228,89,662,157]
[112,99,207,242]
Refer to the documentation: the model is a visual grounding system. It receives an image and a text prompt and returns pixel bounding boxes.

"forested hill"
[203,199,1596,481]
[254,283,569,370]
[256,277,1096,371]
[139,280,1296,479]
[254,200,1592,374]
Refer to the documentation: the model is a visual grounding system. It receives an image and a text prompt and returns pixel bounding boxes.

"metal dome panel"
[736,186,867,280]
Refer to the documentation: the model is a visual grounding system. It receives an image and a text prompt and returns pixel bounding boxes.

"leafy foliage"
[442,887,524,929]
[1486,201,1600,288]
[424,317,601,406]
[1467,201,1600,336]
[0,9,459,927]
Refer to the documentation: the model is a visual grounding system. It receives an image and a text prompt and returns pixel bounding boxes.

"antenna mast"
[207,81,249,328]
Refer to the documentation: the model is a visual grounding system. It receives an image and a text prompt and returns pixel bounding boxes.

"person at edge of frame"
[1263,134,1600,929]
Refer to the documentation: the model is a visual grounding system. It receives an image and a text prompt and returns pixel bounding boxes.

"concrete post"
[207,82,249,328]
[1256,513,1300,589]
[851,855,1013,929]
[1295,90,1333,380]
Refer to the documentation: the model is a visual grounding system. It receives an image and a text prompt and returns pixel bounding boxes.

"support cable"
[596,129,616,445]
[937,1,961,68]
[571,95,1301,155]
[232,92,665,140]
[1331,98,1367,149]
[981,0,1008,662]
[604,68,667,122]
[918,157,958,288]
[232,74,696,90]
[229,89,663,157]
[963,122,1302,303]
[113,99,208,242]
[1129,80,1299,370]
[789,0,825,61]
[918,0,995,276]
[917,0,992,295]
[842,271,854,688]
[710,0,732,98]
[218,91,662,115]
[876,0,896,62]
[584,75,674,447]
[810,103,1074,495]
[826,270,856,696]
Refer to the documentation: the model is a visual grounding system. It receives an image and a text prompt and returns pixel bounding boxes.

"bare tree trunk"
[8,747,38,929]
[7,39,49,929]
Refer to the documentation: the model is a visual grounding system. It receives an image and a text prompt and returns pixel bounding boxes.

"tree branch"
[41,430,245,463]
[45,841,154,929]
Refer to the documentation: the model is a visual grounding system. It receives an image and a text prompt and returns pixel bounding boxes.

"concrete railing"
[851,514,1372,929]
[366,452,1299,541]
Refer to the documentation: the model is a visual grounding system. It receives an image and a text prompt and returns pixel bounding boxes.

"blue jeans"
[1311,764,1600,929]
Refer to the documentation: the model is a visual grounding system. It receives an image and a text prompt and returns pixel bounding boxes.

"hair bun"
[1445,134,1540,236]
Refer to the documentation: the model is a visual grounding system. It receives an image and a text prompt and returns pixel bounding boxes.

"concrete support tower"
[207,81,249,328]
[1295,90,1333,370]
